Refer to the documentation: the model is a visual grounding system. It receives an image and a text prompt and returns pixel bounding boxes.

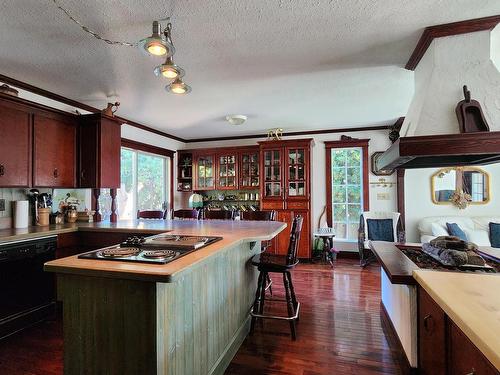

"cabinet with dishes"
[259,139,313,258]
[180,146,260,192]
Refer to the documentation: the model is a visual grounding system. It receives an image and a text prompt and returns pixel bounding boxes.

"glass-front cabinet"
[259,139,312,259]
[263,148,283,199]
[216,152,238,190]
[194,153,215,190]
[240,148,259,189]
[286,147,307,199]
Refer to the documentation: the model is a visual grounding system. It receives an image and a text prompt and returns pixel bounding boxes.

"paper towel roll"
[13,200,29,229]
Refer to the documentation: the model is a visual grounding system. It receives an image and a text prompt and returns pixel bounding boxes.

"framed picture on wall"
[371,152,394,176]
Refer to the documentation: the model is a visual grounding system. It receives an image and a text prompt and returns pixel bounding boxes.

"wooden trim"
[117,118,185,143]
[397,169,406,230]
[185,125,389,143]
[121,138,175,158]
[0,74,186,143]
[377,131,500,170]
[406,15,500,70]
[325,138,370,227]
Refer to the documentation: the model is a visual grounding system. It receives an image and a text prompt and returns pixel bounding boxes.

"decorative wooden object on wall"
[371,152,394,176]
[389,117,405,143]
[455,85,490,133]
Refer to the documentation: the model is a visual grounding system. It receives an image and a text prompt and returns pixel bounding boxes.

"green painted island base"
[57,240,260,375]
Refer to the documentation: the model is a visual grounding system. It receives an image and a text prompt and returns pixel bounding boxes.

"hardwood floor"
[226,260,403,375]
[0,260,402,375]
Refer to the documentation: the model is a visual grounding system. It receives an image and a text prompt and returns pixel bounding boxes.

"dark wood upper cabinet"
[0,101,32,187]
[193,153,216,191]
[216,151,238,190]
[239,147,260,189]
[33,113,77,188]
[79,114,122,188]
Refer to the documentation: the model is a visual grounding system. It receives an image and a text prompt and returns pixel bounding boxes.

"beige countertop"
[43,219,286,283]
[413,270,500,370]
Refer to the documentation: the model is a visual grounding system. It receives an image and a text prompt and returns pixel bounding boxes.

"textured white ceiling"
[1,0,499,139]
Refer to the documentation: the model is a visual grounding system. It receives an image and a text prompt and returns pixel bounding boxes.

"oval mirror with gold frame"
[431,166,490,205]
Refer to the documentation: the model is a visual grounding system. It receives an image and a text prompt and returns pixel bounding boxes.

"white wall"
[400,26,500,137]
[405,163,500,242]
[176,129,397,251]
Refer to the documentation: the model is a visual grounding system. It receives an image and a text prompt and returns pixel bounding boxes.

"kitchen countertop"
[43,219,286,282]
[413,270,500,370]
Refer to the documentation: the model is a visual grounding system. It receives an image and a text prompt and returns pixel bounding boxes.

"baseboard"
[209,315,250,375]
[380,302,418,375]
[336,251,360,259]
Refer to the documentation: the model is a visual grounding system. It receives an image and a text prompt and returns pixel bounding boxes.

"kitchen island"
[44,220,286,375]
[370,241,500,374]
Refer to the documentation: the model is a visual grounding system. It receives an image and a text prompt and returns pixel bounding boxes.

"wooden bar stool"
[137,210,166,219]
[250,215,303,340]
[172,209,201,220]
[203,210,235,220]
[240,210,277,295]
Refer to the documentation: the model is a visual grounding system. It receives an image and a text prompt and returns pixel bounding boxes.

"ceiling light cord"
[51,0,137,47]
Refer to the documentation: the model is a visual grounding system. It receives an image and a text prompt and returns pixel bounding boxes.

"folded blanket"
[430,236,478,252]
[423,236,486,267]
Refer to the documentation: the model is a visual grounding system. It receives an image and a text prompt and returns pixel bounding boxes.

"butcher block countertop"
[413,270,500,370]
[43,220,286,283]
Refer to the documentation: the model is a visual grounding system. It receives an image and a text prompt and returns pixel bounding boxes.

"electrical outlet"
[0,199,5,212]
[377,193,390,201]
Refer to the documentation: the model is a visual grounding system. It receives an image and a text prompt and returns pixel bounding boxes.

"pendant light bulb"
[138,21,175,57]
[153,56,185,80]
[166,78,192,94]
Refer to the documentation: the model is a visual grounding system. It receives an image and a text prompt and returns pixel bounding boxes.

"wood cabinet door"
[294,209,311,258]
[285,146,309,201]
[79,116,121,188]
[34,114,76,188]
[418,287,447,375]
[261,147,284,202]
[272,210,293,255]
[194,154,215,190]
[216,152,238,190]
[239,149,259,189]
[0,103,31,187]
[98,117,121,188]
[449,321,498,375]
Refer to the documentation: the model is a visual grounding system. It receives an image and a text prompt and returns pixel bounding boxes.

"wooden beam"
[406,15,500,70]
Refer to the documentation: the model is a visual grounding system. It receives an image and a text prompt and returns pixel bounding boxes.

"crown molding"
[405,15,500,71]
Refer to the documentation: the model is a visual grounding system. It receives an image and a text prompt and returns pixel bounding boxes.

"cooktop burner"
[100,247,141,258]
[141,249,177,259]
[78,234,222,264]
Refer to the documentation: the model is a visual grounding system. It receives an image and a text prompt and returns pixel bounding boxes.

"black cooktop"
[78,234,222,264]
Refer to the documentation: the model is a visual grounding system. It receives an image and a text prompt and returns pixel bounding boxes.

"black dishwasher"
[0,236,57,339]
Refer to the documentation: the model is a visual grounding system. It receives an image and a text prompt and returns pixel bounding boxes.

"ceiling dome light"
[154,56,185,79]
[226,115,247,126]
[138,21,174,57]
[166,78,192,94]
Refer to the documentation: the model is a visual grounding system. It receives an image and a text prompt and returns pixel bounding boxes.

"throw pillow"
[367,219,394,242]
[489,222,500,248]
[431,222,449,237]
[446,223,467,241]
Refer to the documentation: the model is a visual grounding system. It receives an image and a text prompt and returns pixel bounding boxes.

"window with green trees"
[117,147,170,219]
[330,147,363,240]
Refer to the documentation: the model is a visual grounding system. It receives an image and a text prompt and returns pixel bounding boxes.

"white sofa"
[418,216,500,246]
